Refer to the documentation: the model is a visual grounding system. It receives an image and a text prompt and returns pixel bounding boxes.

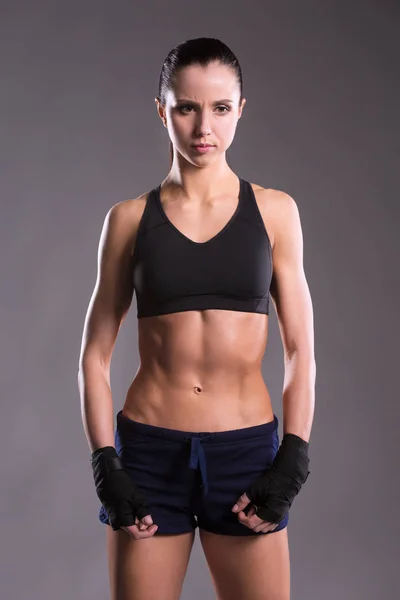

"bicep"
[269,193,315,359]
[79,204,134,368]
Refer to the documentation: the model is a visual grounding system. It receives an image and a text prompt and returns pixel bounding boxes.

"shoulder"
[108,189,150,219]
[249,182,300,250]
[103,189,152,256]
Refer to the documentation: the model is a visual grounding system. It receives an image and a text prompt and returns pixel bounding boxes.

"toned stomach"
[122,309,274,432]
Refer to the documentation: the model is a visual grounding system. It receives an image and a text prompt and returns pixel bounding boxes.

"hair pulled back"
[157,38,243,169]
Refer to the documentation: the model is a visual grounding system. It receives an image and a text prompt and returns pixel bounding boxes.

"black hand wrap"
[91,446,151,531]
[246,433,310,523]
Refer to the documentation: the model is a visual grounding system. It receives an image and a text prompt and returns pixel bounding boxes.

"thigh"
[106,525,195,600]
[199,527,290,600]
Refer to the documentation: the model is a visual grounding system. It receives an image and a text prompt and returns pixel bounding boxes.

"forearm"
[78,358,115,454]
[281,351,316,442]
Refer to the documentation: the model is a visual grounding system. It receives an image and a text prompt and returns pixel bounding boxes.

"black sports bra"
[132,177,273,318]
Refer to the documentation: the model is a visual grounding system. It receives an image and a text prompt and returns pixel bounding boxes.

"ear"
[154,97,167,126]
[238,98,247,119]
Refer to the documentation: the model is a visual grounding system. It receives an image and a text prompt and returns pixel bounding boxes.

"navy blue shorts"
[98,409,289,536]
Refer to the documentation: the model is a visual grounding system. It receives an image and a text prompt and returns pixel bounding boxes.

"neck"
[163,160,237,201]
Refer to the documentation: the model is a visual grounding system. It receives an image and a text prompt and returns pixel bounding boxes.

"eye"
[177,105,230,114]
[178,105,194,114]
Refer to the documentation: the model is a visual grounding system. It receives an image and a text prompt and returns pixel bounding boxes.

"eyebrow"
[175,98,234,105]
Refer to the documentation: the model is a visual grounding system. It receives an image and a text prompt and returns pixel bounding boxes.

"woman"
[78,37,315,600]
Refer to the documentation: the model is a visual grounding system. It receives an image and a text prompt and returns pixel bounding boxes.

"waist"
[123,370,274,432]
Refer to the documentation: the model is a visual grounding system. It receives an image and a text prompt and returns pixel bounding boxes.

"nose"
[195,111,212,136]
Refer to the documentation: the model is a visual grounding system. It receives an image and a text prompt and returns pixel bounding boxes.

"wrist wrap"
[91,446,150,531]
[246,433,310,523]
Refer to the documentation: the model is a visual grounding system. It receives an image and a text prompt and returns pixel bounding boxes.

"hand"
[120,513,159,539]
[231,492,279,533]
[91,446,157,538]
[238,433,310,525]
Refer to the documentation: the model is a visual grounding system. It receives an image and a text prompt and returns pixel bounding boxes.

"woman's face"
[156,62,246,165]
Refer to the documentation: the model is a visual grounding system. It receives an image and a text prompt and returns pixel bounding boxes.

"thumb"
[142,514,153,525]
[232,492,251,512]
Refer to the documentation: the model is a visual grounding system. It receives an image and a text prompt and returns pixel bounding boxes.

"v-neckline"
[156,178,243,246]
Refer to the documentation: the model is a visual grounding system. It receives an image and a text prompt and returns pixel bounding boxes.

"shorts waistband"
[116,409,278,444]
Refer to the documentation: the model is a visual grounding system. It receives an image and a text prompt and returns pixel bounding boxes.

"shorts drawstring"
[187,435,211,496]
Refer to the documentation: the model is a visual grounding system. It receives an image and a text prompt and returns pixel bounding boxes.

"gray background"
[1,1,399,598]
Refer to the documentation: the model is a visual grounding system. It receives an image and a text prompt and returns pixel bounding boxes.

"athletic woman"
[78,37,316,600]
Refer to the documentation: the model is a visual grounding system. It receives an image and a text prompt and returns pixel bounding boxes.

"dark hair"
[157,37,243,169]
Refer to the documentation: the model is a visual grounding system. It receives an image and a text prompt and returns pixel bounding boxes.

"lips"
[193,144,214,147]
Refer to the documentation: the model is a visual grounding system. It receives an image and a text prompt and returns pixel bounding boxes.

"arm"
[233,193,315,524]
[269,192,316,443]
[77,201,136,454]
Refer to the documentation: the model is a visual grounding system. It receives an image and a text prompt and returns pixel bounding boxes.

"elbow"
[78,352,111,377]
[284,347,316,371]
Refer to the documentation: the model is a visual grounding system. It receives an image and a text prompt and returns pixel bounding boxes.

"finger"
[238,508,259,521]
[135,514,153,524]
[257,522,279,533]
[237,511,262,529]
[236,506,279,533]
[253,522,273,533]
[122,523,158,539]
[135,524,158,537]
[123,518,156,536]
[232,493,251,512]
[261,524,278,533]
[141,514,154,525]
[239,511,277,533]
[135,518,148,531]
[134,514,154,530]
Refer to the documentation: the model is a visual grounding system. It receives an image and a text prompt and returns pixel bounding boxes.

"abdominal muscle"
[122,308,274,432]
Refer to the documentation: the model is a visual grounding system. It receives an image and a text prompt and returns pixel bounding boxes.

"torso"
[121,180,280,432]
